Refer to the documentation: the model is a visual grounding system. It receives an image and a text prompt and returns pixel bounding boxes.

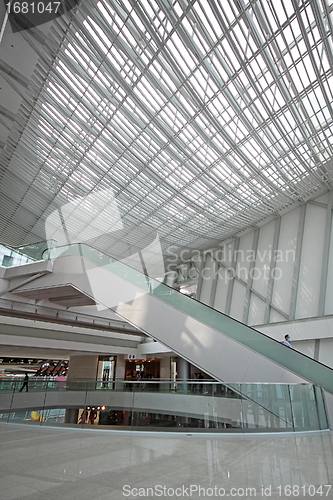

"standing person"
[102,371,108,388]
[283,334,292,348]
[89,408,97,425]
[78,408,88,424]
[19,372,29,392]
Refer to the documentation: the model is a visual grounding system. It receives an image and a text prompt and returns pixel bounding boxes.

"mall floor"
[0,423,332,500]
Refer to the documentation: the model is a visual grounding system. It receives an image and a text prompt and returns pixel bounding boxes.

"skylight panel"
[282,24,294,46]
[260,0,279,32]
[167,33,196,75]
[132,86,156,114]
[315,42,330,74]
[56,61,86,96]
[288,66,304,92]
[48,81,70,102]
[209,53,229,82]
[74,104,91,122]
[253,98,269,120]
[221,39,241,72]
[141,0,158,20]
[84,18,112,53]
[65,44,88,71]
[290,17,302,40]
[149,125,168,145]
[41,103,65,127]
[97,1,115,24]
[108,46,124,71]
[232,24,249,56]
[220,0,236,24]
[186,21,210,54]
[195,0,223,41]
[138,76,166,108]
[150,61,177,93]
[119,23,137,48]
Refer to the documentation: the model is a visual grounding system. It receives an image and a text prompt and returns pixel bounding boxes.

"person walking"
[19,372,29,392]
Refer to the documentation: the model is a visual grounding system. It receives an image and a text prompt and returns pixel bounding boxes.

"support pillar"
[196,254,207,301]
[243,229,259,324]
[64,408,79,424]
[177,357,191,394]
[318,191,333,316]
[289,204,306,320]
[264,217,281,324]
[65,355,98,424]
[67,355,99,380]
[225,238,239,316]
[177,357,191,380]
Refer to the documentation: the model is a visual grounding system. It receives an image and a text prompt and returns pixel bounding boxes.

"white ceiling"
[1,0,333,260]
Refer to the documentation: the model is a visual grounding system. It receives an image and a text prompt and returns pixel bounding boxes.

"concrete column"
[177,357,191,380]
[318,191,333,316]
[209,258,219,307]
[64,408,79,424]
[67,355,99,380]
[264,217,281,324]
[243,228,259,324]
[225,238,239,316]
[160,356,171,379]
[116,354,126,380]
[196,254,207,301]
[289,204,306,320]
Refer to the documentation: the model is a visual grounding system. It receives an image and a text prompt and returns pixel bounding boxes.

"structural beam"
[208,256,219,307]
[243,228,259,324]
[225,238,239,316]
[318,191,333,317]
[196,253,207,301]
[289,204,306,320]
[264,217,281,324]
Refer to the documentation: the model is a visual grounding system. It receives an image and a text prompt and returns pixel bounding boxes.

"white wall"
[173,191,333,366]
[190,191,333,327]
[271,208,299,317]
[295,204,326,319]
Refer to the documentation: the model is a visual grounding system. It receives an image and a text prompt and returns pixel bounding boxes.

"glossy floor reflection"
[0,423,332,500]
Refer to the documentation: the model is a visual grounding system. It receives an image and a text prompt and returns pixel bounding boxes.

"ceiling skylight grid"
[2,0,333,251]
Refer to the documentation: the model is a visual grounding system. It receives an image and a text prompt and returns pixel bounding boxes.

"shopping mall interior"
[1,0,333,498]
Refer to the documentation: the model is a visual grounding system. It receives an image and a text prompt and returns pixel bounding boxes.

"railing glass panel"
[3,242,333,395]
[74,243,333,395]
[0,379,328,432]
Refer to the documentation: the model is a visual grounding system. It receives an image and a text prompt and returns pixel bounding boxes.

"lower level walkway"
[0,423,332,500]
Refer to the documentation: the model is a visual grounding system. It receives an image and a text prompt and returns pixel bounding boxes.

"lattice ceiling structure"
[1,0,333,259]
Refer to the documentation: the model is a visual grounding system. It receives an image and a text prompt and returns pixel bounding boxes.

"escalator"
[3,243,333,394]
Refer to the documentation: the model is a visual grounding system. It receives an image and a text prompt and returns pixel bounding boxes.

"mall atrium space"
[1,0,333,498]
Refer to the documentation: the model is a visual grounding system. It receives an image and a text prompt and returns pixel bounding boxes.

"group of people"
[78,408,98,425]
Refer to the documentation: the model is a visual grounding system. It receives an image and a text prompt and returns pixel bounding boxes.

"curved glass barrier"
[2,241,333,395]
[0,378,328,433]
[54,243,333,394]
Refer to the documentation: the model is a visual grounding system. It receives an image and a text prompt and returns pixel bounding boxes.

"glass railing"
[50,243,333,394]
[3,242,333,395]
[0,241,53,264]
[0,243,36,267]
[0,378,328,432]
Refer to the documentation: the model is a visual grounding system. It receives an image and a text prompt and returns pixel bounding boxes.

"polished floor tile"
[0,423,332,500]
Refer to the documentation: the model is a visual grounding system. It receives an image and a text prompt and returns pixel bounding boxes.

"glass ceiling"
[1,0,333,256]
